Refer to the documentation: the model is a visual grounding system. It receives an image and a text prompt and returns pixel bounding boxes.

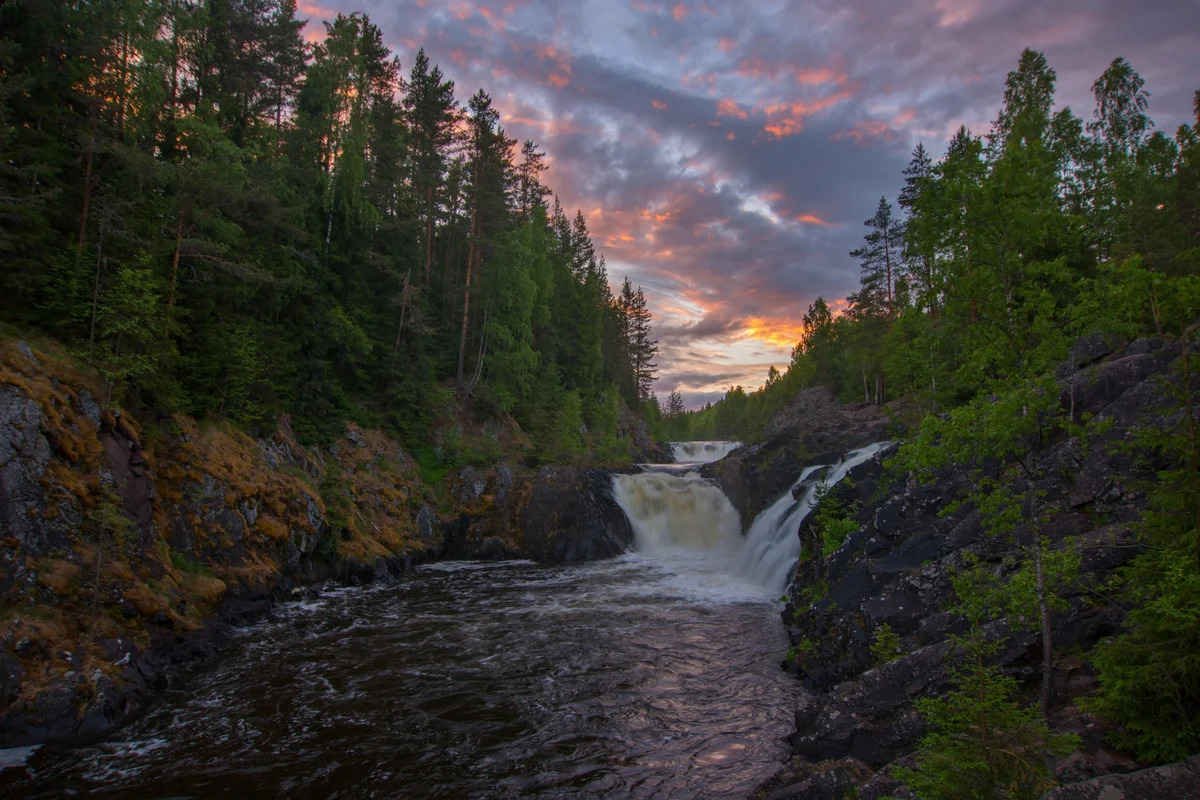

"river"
[16,554,795,798]
[12,441,889,798]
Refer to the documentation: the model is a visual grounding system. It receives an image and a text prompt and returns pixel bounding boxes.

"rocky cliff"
[702,386,894,527]
[755,335,1193,798]
[0,337,635,749]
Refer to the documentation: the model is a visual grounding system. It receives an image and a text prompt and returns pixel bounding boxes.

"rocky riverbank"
[750,334,1196,798]
[0,337,635,750]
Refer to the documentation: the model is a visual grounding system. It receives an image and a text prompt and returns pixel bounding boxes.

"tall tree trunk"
[1035,535,1053,716]
[424,185,434,283]
[467,310,488,392]
[88,236,105,349]
[166,210,185,317]
[393,269,412,352]
[117,27,130,135]
[457,206,478,385]
[164,0,181,159]
[76,110,98,265]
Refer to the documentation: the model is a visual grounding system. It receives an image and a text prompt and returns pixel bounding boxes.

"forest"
[673,50,1200,772]
[667,52,1199,444]
[0,0,659,464]
[3,0,1200,786]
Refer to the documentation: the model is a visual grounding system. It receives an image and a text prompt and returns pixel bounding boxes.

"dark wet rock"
[1043,754,1200,799]
[416,505,438,545]
[99,412,155,544]
[761,335,1185,793]
[753,756,875,800]
[518,467,633,563]
[0,387,56,553]
[492,462,515,504]
[0,652,22,707]
[1056,331,1126,377]
[703,386,893,524]
[451,465,488,505]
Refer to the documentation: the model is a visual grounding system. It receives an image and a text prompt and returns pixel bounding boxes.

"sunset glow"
[304,0,1197,405]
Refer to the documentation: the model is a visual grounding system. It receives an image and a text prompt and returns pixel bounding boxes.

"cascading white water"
[611,471,743,555]
[612,441,894,597]
[737,442,892,592]
[668,441,742,465]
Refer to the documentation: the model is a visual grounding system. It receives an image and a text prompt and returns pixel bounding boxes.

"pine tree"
[848,196,903,317]
[404,49,458,285]
[900,143,937,310]
[619,279,657,400]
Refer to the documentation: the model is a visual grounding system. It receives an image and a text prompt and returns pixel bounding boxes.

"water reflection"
[17,556,796,799]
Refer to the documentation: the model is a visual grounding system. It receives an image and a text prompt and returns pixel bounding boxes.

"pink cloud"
[716,98,749,119]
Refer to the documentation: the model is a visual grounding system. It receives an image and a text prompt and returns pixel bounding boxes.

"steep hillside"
[0,337,635,747]
[755,335,1195,797]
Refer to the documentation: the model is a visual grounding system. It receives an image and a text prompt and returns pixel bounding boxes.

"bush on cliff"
[1087,331,1200,762]
[895,653,1077,800]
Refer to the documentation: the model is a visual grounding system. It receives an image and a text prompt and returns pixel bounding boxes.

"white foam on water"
[613,442,894,597]
[668,441,742,465]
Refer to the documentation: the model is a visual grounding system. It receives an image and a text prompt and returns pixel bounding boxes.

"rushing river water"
[16,553,797,799]
[12,441,895,798]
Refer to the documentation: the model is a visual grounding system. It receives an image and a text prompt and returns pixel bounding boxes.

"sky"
[301,0,1200,406]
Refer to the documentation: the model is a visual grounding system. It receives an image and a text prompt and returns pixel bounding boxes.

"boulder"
[518,467,633,562]
[1042,755,1200,800]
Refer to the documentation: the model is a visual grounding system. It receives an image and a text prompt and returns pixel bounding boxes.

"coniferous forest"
[0,1,657,460]
[671,50,1200,771]
[668,52,1198,442]
[3,1,1200,796]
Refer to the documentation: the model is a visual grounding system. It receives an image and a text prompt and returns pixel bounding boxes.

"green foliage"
[170,550,213,576]
[871,623,902,665]
[895,654,1078,800]
[785,637,815,666]
[319,462,353,539]
[811,482,860,558]
[0,0,649,465]
[949,548,1080,631]
[1086,330,1200,762]
[1087,549,1200,761]
[546,389,585,462]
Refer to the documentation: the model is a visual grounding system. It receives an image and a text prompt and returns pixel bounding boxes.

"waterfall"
[668,440,742,465]
[736,442,892,592]
[611,471,743,555]
[611,441,893,596]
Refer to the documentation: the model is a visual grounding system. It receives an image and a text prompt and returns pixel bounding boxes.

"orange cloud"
[736,56,782,81]
[718,37,736,53]
[738,58,848,88]
[741,317,808,348]
[760,88,854,139]
[935,0,984,28]
[652,99,668,110]
[672,3,688,21]
[792,66,846,86]
[794,212,832,226]
[298,1,333,14]
[532,43,573,90]
[831,119,896,144]
[716,98,748,119]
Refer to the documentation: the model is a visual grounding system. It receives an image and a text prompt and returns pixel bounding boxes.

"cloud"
[310,0,1200,405]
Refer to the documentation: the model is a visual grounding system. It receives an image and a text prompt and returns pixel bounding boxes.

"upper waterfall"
[669,441,742,465]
